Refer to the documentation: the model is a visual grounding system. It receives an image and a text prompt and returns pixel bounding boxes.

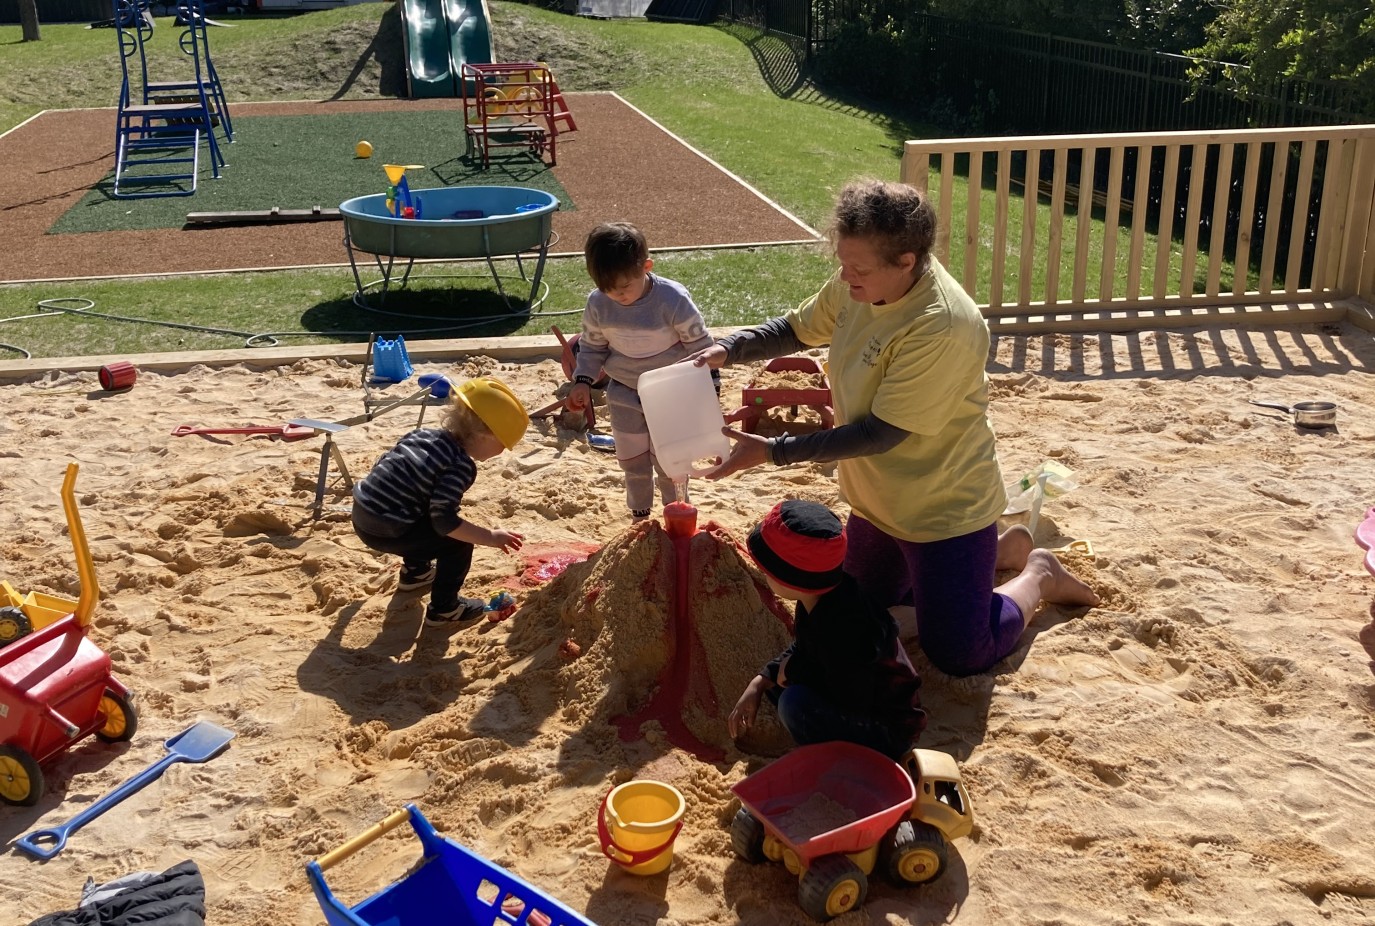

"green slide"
[401,0,495,98]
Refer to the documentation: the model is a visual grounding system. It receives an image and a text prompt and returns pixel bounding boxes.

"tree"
[1193,0,1375,114]
[18,0,40,42]
[1118,0,1213,52]
[925,0,1129,43]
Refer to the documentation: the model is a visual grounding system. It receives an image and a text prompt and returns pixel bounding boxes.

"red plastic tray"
[740,356,831,408]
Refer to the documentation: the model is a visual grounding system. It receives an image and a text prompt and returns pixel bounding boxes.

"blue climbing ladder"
[111,0,226,197]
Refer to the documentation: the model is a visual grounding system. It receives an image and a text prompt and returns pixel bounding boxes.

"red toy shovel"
[170,423,316,440]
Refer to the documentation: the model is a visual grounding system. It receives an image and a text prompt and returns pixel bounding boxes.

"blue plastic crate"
[307,804,598,926]
[371,335,414,384]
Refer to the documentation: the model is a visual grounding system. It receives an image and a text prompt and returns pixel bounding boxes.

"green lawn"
[0,3,1231,360]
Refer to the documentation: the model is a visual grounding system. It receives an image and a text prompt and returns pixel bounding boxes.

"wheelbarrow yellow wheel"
[0,744,43,807]
[798,854,867,921]
[0,605,32,648]
[885,820,949,885]
[95,689,139,743]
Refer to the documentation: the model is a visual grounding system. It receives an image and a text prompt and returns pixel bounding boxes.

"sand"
[2,323,1374,926]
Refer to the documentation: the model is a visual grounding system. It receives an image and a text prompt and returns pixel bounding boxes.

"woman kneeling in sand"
[690,178,1099,677]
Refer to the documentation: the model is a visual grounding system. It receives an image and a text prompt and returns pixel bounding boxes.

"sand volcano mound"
[503,516,796,758]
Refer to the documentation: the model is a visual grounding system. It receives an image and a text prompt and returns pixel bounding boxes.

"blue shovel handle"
[15,753,180,860]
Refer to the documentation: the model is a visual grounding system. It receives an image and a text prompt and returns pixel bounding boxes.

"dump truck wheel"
[0,606,31,647]
[798,854,867,921]
[886,819,949,885]
[730,807,766,862]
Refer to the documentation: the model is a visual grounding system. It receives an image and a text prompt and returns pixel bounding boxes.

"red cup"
[663,501,698,538]
[98,361,137,390]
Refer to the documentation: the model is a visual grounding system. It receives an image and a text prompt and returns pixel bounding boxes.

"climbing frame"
[460,62,573,168]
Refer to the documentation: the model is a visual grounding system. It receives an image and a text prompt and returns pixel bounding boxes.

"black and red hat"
[747,499,847,593]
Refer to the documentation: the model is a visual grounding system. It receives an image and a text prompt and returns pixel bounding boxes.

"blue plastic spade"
[15,720,235,860]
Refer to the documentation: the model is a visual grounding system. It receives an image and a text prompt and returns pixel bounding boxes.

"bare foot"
[996,524,1034,571]
[1028,549,1101,608]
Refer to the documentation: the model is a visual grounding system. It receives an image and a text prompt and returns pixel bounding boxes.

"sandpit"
[3,324,1375,926]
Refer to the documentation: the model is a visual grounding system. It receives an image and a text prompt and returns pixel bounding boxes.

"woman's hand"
[683,343,728,370]
[728,676,769,738]
[704,427,771,480]
[565,382,592,411]
[488,528,524,553]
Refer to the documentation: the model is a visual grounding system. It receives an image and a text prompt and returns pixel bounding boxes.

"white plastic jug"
[637,363,731,483]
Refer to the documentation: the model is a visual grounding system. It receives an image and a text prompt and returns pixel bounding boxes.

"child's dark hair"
[584,222,649,292]
[829,179,936,273]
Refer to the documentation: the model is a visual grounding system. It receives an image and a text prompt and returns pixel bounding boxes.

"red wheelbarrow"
[0,463,137,806]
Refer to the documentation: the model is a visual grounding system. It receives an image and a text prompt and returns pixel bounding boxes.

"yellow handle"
[62,462,99,628]
[314,807,412,872]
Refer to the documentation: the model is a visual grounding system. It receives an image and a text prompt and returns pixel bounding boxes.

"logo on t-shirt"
[861,336,883,367]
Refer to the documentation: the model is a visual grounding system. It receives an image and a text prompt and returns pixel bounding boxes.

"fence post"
[1141,52,1154,127]
[1038,34,1049,130]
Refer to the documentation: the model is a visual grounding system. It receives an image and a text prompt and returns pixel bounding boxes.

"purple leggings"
[844,514,1024,676]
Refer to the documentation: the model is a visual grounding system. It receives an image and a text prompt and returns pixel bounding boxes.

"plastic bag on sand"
[1002,461,1078,536]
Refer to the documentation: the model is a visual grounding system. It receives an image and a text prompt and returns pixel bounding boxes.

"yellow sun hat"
[455,377,529,451]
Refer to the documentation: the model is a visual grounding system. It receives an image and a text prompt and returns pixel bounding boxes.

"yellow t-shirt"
[785,259,1006,543]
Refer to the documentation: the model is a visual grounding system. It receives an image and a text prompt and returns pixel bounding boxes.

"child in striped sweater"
[351,377,529,626]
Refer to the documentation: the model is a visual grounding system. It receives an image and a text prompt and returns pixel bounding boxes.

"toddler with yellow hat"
[351,377,529,626]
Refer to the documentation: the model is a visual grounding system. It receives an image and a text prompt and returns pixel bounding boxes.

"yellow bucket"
[597,780,685,876]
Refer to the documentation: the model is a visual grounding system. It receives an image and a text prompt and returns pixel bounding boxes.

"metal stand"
[289,419,355,519]
[343,224,552,314]
[290,377,438,520]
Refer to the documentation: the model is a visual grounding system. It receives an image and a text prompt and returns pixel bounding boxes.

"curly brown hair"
[828,179,936,273]
[441,395,495,448]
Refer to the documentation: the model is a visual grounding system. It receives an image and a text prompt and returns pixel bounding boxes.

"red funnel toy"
[613,502,724,761]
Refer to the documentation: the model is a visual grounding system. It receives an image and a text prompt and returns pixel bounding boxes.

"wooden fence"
[900,124,1375,333]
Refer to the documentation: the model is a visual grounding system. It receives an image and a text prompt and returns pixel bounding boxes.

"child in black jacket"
[729,499,926,758]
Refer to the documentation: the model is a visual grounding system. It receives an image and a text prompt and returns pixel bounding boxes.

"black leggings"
[352,506,473,610]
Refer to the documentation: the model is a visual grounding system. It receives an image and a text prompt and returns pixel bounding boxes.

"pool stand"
[339,186,560,313]
[341,227,550,310]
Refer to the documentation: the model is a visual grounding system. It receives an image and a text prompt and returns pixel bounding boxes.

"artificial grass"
[50,109,571,233]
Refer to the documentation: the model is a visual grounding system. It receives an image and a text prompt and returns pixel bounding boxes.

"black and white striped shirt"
[353,429,477,537]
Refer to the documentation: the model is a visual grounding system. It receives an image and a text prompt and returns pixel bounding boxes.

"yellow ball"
[355,140,374,159]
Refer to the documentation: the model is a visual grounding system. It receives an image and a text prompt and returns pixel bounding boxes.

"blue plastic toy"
[486,591,516,618]
[383,164,425,219]
[370,335,414,384]
[307,804,596,926]
[418,372,451,398]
